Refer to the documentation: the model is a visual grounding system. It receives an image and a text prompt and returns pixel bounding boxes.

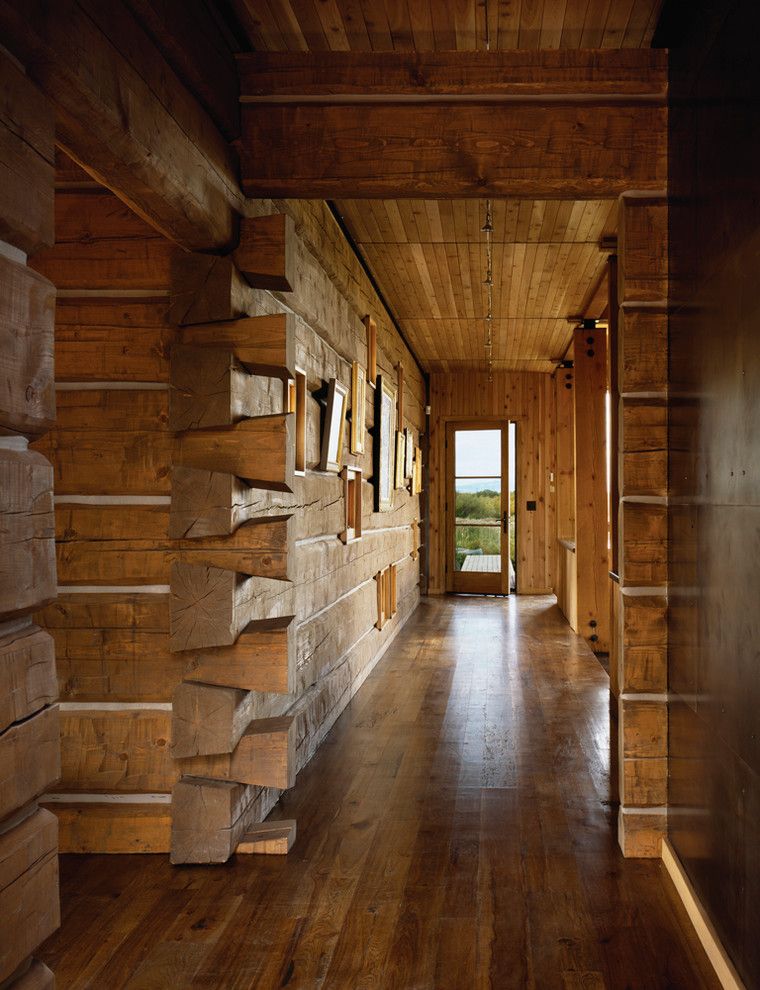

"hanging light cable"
[482,198,494,382]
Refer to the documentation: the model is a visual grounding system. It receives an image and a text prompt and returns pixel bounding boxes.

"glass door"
[447,421,510,595]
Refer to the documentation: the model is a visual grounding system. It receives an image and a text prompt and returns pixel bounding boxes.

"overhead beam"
[241,101,666,199]
[238,50,667,100]
[239,51,666,199]
[0,0,245,251]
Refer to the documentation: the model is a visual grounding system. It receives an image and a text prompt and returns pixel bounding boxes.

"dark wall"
[657,1,760,984]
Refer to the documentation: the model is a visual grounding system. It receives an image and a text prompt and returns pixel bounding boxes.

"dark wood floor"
[41,596,718,989]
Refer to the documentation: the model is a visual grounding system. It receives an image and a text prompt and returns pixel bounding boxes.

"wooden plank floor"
[40,596,718,989]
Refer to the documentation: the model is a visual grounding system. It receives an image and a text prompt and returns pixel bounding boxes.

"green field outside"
[454,489,516,570]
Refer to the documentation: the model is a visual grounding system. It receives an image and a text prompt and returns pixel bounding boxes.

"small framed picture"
[405,428,414,478]
[350,361,366,454]
[412,445,423,495]
[395,430,405,490]
[319,378,348,472]
[374,374,396,511]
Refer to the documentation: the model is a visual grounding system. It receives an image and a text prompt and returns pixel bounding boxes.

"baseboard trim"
[661,838,746,990]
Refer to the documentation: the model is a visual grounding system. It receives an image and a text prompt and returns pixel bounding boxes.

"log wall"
[30,158,424,857]
[0,48,59,990]
[428,371,556,595]
[612,192,669,858]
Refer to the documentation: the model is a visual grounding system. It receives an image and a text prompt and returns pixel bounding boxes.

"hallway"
[41,597,716,989]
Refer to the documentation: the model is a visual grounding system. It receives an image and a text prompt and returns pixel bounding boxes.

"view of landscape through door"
[446,421,513,595]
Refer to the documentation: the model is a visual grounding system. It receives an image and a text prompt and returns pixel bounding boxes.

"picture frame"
[350,361,366,454]
[374,374,396,511]
[405,428,414,478]
[394,430,405,490]
[412,445,423,495]
[319,378,348,473]
[340,465,363,544]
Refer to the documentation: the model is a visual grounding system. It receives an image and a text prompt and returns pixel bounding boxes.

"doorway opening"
[446,420,514,595]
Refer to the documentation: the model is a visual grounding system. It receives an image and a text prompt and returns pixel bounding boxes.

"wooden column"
[168,237,298,864]
[615,191,669,858]
[573,326,610,651]
[0,49,58,990]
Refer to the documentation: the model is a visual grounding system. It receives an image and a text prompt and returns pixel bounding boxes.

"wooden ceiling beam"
[240,100,666,198]
[239,52,666,199]
[0,0,245,251]
[238,50,667,101]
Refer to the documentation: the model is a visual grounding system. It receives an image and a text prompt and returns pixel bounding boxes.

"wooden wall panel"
[428,371,555,595]
[662,1,760,981]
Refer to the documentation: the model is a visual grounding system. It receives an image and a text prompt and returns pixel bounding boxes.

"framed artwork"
[374,374,396,511]
[404,428,414,478]
[340,466,363,544]
[412,445,423,495]
[319,378,348,472]
[350,361,366,454]
[394,430,405,490]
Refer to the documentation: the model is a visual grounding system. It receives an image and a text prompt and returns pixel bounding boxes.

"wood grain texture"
[174,414,294,492]
[0,0,243,250]
[183,616,295,695]
[56,503,292,584]
[233,0,664,51]
[39,597,718,990]
[0,255,55,435]
[180,312,295,379]
[50,801,170,854]
[240,49,668,96]
[31,190,175,290]
[236,819,295,855]
[665,5,760,980]
[58,709,175,793]
[573,325,610,650]
[235,214,296,292]
[0,808,59,983]
[171,681,253,759]
[241,103,667,199]
[0,704,60,820]
[177,716,296,791]
[0,48,54,254]
[170,776,264,865]
[0,448,56,621]
[54,298,174,383]
[0,625,56,734]
[337,199,616,373]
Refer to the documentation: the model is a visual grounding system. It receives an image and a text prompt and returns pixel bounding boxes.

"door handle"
[502,511,508,534]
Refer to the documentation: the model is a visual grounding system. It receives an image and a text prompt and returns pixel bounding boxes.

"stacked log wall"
[31,160,424,855]
[0,48,59,990]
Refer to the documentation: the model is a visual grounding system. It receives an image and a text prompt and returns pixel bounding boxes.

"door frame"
[445,419,510,595]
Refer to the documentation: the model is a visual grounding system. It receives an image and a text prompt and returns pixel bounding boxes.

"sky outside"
[455,428,516,491]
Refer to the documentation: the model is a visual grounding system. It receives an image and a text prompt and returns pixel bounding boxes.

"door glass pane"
[454,524,501,571]
[453,428,502,575]
[455,429,501,476]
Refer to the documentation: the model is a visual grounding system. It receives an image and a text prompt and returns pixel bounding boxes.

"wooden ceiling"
[230,1,661,372]
[232,0,663,52]
[334,199,616,372]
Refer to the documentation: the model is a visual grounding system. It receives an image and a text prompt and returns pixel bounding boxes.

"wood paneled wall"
[29,161,424,856]
[0,49,59,990]
[659,0,760,982]
[428,371,556,595]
